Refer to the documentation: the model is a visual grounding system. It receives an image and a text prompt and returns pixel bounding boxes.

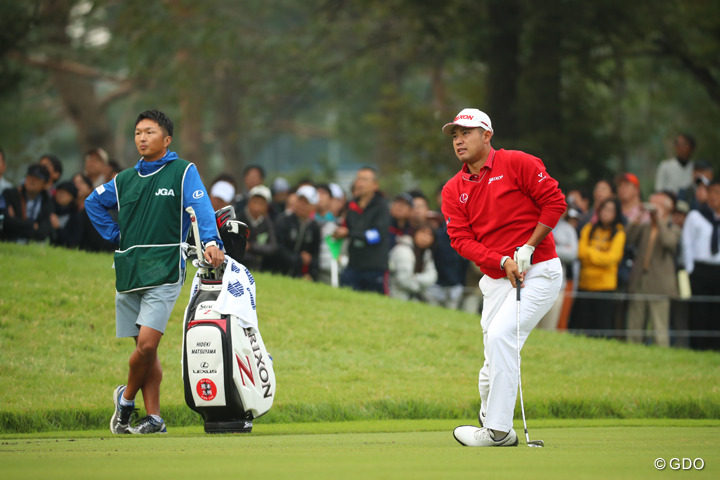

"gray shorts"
[115,282,183,337]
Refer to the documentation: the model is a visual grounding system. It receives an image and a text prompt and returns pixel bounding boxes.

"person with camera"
[625,192,681,346]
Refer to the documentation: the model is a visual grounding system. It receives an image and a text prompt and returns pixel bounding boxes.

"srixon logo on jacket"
[155,188,175,196]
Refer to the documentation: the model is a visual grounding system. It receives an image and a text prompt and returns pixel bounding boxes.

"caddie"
[85,109,224,434]
[440,108,565,446]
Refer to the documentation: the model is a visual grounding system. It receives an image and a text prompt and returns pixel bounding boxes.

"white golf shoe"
[453,426,519,447]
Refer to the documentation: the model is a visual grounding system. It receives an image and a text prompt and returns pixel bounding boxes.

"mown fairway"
[2,420,718,480]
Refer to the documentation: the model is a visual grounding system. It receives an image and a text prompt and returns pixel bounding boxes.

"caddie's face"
[135,119,171,162]
[452,127,490,164]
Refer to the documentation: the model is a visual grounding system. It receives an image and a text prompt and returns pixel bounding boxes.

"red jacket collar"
[461,148,496,183]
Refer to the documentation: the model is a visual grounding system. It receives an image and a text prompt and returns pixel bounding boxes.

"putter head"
[527,440,544,448]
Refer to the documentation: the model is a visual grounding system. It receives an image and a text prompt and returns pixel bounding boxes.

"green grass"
[1,243,719,434]
[1,420,718,480]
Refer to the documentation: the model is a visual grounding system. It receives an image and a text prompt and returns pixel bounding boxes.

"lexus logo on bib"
[197,378,217,401]
[459,193,468,204]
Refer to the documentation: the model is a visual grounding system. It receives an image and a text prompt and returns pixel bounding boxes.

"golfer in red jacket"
[441,108,565,447]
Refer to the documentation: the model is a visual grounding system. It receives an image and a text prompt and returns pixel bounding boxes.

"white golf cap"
[248,184,272,202]
[442,108,493,135]
[210,180,235,204]
[296,185,319,205]
[328,182,344,199]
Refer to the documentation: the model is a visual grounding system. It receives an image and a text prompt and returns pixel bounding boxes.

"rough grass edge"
[2,398,719,434]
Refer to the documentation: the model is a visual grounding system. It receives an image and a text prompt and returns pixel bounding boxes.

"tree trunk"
[173,48,205,177]
[517,0,563,158]
[42,0,115,158]
[213,65,245,179]
[486,0,521,142]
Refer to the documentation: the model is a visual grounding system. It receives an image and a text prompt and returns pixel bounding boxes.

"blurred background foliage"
[1,0,719,199]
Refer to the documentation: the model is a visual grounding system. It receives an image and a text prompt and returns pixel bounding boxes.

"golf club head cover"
[514,244,535,273]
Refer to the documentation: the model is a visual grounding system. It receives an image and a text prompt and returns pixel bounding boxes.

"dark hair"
[212,173,237,189]
[108,159,123,175]
[55,180,78,199]
[659,190,677,210]
[316,183,331,195]
[26,163,50,182]
[243,164,265,179]
[40,153,63,178]
[413,224,435,274]
[407,189,427,201]
[570,187,591,201]
[677,133,696,150]
[358,166,378,182]
[594,178,616,195]
[590,198,622,240]
[135,110,174,137]
[73,172,93,189]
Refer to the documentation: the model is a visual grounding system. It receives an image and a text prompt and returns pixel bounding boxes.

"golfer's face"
[452,127,485,163]
[135,119,171,162]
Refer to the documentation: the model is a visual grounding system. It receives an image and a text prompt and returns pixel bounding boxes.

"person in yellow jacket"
[570,198,625,337]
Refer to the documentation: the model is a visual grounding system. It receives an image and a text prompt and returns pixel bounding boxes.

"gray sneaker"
[110,385,136,434]
[129,416,167,434]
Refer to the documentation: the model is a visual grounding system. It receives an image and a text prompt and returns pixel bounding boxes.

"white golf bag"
[181,206,276,433]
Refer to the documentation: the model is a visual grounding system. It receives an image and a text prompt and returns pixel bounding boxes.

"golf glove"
[514,244,535,273]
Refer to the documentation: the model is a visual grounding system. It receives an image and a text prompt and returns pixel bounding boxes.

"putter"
[516,277,544,448]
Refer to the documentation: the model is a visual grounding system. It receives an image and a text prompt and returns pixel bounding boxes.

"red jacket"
[441,148,566,279]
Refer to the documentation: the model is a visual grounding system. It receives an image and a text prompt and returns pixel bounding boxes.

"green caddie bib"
[113,159,191,292]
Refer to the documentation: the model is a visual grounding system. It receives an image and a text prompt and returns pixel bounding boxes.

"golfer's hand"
[204,245,225,268]
[514,244,535,273]
[503,258,523,288]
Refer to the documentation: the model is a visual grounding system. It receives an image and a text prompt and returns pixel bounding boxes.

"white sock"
[150,414,162,423]
[119,394,134,407]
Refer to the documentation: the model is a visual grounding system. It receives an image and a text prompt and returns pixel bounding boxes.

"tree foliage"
[1,0,719,195]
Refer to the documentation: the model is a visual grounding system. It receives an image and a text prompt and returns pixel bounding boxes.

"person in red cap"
[617,172,649,225]
[441,108,566,447]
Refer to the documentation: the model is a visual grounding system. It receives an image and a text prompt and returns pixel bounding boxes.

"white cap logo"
[442,108,493,135]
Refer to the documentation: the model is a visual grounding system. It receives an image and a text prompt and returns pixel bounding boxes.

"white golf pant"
[478,258,562,432]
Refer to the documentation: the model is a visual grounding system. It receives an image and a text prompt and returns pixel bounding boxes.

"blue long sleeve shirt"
[85,151,223,252]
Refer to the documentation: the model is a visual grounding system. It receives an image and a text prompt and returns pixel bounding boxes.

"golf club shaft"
[516,278,542,446]
[185,206,204,264]
[516,280,530,443]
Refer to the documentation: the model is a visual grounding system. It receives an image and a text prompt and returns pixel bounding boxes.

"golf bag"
[181,206,276,433]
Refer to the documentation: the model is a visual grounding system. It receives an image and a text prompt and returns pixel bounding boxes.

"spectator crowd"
[1,132,718,350]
